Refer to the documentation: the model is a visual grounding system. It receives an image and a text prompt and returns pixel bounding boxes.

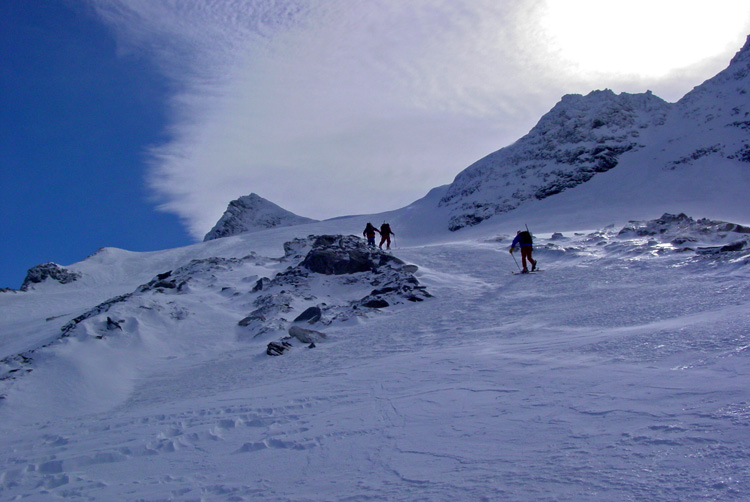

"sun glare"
[538,0,750,78]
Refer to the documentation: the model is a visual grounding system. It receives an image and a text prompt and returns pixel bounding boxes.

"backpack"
[381,223,391,235]
[518,230,532,245]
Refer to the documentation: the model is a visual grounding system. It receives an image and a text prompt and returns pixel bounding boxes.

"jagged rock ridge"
[204,193,317,241]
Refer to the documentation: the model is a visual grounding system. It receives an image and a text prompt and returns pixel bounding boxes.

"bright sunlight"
[538,0,750,78]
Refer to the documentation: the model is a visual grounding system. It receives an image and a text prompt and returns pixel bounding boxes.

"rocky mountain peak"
[203,193,317,241]
[438,89,671,231]
[432,35,750,232]
[729,34,750,66]
[678,35,750,111]
[20,263,81,291]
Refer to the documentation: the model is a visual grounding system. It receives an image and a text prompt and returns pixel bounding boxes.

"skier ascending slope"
[379,223,394,250]
[510,229,537,273]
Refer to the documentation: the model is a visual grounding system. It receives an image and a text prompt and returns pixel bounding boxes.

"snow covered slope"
[204,193,318,241]
[436,36,750,232]
[1,213,749,501]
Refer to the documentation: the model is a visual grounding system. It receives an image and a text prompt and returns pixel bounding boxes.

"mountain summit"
[203,193,318,241]
[436,36,750,231]
[439,90,671,230]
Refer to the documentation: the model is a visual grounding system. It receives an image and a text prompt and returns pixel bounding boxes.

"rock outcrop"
[20,263,81,291]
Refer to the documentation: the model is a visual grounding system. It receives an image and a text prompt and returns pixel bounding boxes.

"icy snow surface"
[1,214,749,501]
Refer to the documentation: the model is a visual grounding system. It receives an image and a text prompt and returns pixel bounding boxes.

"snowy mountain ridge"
[203,193,317,241]
[438,35,750,232]
[439,89,671,230]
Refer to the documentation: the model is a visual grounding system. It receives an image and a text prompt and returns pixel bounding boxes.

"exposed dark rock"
[362,299,389,309]
[21,263,81,291]
[301,235,404,275]
[260,235,430,356]
[294,306,322,324]
[252,277,271,292]
[719,241,747,252]
[266,341,292,356]
[106,317,123,331]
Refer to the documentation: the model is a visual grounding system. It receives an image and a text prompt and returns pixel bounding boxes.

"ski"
[512,269,544,275]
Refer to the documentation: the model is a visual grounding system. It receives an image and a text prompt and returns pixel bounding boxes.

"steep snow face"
[439,90,671,231]
[203,193,317,241]
[678,35,750,124]
[666,35,750,165]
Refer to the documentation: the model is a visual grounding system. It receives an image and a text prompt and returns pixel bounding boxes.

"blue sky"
[2,1,750,289]
[1,2,190,288]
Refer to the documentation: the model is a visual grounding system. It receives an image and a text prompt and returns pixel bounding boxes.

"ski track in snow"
[1,235,750,501]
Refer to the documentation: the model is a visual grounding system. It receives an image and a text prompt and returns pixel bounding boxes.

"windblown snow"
[1,212,750,501]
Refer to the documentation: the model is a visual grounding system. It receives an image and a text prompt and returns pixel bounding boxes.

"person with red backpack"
[510,230,537,273]
[379,223,394,250]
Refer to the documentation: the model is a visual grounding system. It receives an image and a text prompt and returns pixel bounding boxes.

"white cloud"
[87,0,750,239]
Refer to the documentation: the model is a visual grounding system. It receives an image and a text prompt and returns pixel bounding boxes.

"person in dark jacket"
[363,222,379,247]
[379,223,394,250]
[510,230,537,273]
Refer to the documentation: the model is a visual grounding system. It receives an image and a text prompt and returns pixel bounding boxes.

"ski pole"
[511,248,521,271]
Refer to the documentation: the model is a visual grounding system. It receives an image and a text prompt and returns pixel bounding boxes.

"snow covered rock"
[301,235,405,275]
[203,193,317,241]
[20,262,81,291]
[254,235,431,354]
[436,36,750,232]
[617,213,750,255]
[677,35,750,127]
[664,35,750,169]
[288,325,327,344]
[439,90,671,230]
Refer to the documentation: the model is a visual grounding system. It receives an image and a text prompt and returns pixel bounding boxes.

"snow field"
[1,224,749,501]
